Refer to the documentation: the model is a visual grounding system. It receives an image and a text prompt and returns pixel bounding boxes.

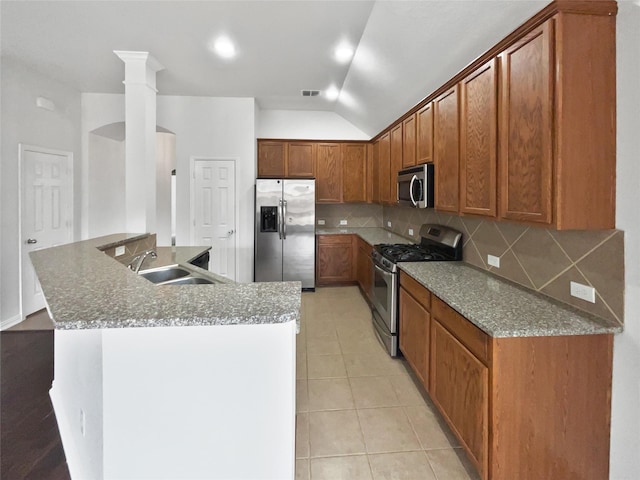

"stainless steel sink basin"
[164,277,216,285]
[139,267,190,284]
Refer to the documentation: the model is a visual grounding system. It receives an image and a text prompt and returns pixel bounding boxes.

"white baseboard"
[0,314,23,331]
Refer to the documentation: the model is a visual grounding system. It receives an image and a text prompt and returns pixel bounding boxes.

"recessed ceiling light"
[325,86,340,101]
[334,44,354,64]
[213,36,236,59]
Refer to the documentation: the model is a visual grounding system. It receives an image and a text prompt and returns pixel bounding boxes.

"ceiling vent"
[301,90,320,97]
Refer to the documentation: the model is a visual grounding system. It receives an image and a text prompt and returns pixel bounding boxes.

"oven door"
[370,260,397,334]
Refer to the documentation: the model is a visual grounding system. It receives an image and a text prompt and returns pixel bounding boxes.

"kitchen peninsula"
[30,234,300,480]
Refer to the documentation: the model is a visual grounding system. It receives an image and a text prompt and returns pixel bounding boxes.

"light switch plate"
[570,281,596,303]
[115,246,125,257]
[487,254,500,268]
[317,219,325,225]
[387,221,392,228]
[408,228,414,236]
[339,219,348,225]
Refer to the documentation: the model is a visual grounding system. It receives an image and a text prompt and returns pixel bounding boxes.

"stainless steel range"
[370,224,463,357]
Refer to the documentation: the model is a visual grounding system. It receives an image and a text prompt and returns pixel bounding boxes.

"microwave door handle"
[282,199,287,240]
[409,175,418,206]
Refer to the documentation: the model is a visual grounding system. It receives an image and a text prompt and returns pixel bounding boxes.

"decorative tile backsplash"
[102,234,157,267]
[383,205,624,325]
[316,204,383,228]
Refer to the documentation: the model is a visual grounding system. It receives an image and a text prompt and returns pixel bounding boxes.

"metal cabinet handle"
[26,238,38,244]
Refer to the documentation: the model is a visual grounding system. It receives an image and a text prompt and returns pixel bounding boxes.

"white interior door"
[20,145,73,317]
[192,159,236,281]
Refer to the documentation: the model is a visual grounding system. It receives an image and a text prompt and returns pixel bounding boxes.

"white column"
[114,51,164,234]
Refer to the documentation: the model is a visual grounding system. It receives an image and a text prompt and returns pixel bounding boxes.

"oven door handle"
[373,262,394,279]
[409,175,418,206]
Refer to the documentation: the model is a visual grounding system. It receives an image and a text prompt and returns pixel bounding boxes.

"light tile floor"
[296,286,480,480]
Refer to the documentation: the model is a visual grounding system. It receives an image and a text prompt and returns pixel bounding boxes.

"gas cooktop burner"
[376,243,443,262]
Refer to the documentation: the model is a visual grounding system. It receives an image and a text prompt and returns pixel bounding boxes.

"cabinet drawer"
[432,296,488,364]
[317,234,353,245]
[399,271,431,311]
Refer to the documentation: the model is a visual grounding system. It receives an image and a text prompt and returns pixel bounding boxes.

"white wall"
[83,94,257,282]
[0,57,81,325]
[257,109,370,140]
[610,2,640,479]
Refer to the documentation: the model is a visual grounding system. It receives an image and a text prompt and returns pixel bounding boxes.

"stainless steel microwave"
[397,163,434,208]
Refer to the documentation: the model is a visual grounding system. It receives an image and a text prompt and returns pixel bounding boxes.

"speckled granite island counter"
[31,234,298,480]
[399,261,622,337]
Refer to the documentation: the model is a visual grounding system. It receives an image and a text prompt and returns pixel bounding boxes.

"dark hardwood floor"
[1,327,70,479]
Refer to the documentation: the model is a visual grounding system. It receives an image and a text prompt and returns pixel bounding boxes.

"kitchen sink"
[139,267,190,284]
[164,277,216,285]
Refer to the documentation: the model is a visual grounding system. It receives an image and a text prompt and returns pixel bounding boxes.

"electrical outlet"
[339,219,348,225]
[80,409,86,436]
[487,255,500,268]
[570,281,596,303]
[317,219,325,226]
[408,228,414,236]
[387,221,392,228]
[115,246,125,257]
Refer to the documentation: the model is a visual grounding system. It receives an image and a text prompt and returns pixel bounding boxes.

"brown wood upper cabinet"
[377,132,391,204]
[257,141,286,178]
[390,123,403,204]
[287,142,315,177]
[499,13,616,229]
[316,143,342,203]
[434,86,460,212]
[342,143,367,203]
[460,58,498,217]
[416,102,434,165]
[402,114,416,168]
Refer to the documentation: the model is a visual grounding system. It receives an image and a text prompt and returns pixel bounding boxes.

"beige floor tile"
[297,353,308,379]
[310,455,373,480]
[308,378,355,411]
[296,413,310,459]
[307,337,342,355]
[296,458,310,480]
[307,354,347,379]
[297,379,309,413]
[306,321,339,340]
[358,407,421,454]
[368,451,437,480]
[388,374,427,406]
[344,353,406,377]
[404,405,459,449]
[338,334,383,355]
[426,448,480,480]
[309,410,366,457]
[350,376,401,408]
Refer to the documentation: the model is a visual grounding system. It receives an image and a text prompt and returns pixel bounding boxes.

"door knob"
[26,238,38,244]
[228,229,235,235]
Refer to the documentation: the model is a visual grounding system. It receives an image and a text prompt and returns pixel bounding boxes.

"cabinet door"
[399,287,429,387]
[316,235,354,285]
[417,103,434,165]
[499,22,553,224]
[372,141,380,203]
[402,114,416,168]
[390,124,403,204]
[356,237,373,301]
[460,58,498,217]
[342,143,367,203]
[431,320,488,479]
[287,142,315,178]
[257,141,285,178]
[434,86,460,212]
[378,132,391,204]
[316,143,342,203]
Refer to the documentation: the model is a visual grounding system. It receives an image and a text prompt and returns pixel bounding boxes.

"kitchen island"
[30,234,300,480]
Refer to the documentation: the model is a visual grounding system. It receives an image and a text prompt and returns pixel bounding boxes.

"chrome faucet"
[128,250,157,273]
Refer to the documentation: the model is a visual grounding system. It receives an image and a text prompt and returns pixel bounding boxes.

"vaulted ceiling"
[1,0,548,136]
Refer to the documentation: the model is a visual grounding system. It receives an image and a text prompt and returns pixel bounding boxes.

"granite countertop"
[30,234,300,331]
[399,262,623,338]
[316,227,411,246]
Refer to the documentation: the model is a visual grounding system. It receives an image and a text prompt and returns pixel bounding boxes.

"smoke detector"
[301,90,320,97]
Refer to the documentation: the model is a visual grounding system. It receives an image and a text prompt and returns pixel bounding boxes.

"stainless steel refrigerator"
[255,179,315,290]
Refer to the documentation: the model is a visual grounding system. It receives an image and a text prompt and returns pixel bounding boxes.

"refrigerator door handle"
[278,199,283,240]
[282,199,287,240]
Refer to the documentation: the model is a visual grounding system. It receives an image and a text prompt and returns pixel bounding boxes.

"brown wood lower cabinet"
[316,235,355,286]
[356,236,373,301]
[398,273,614,480]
